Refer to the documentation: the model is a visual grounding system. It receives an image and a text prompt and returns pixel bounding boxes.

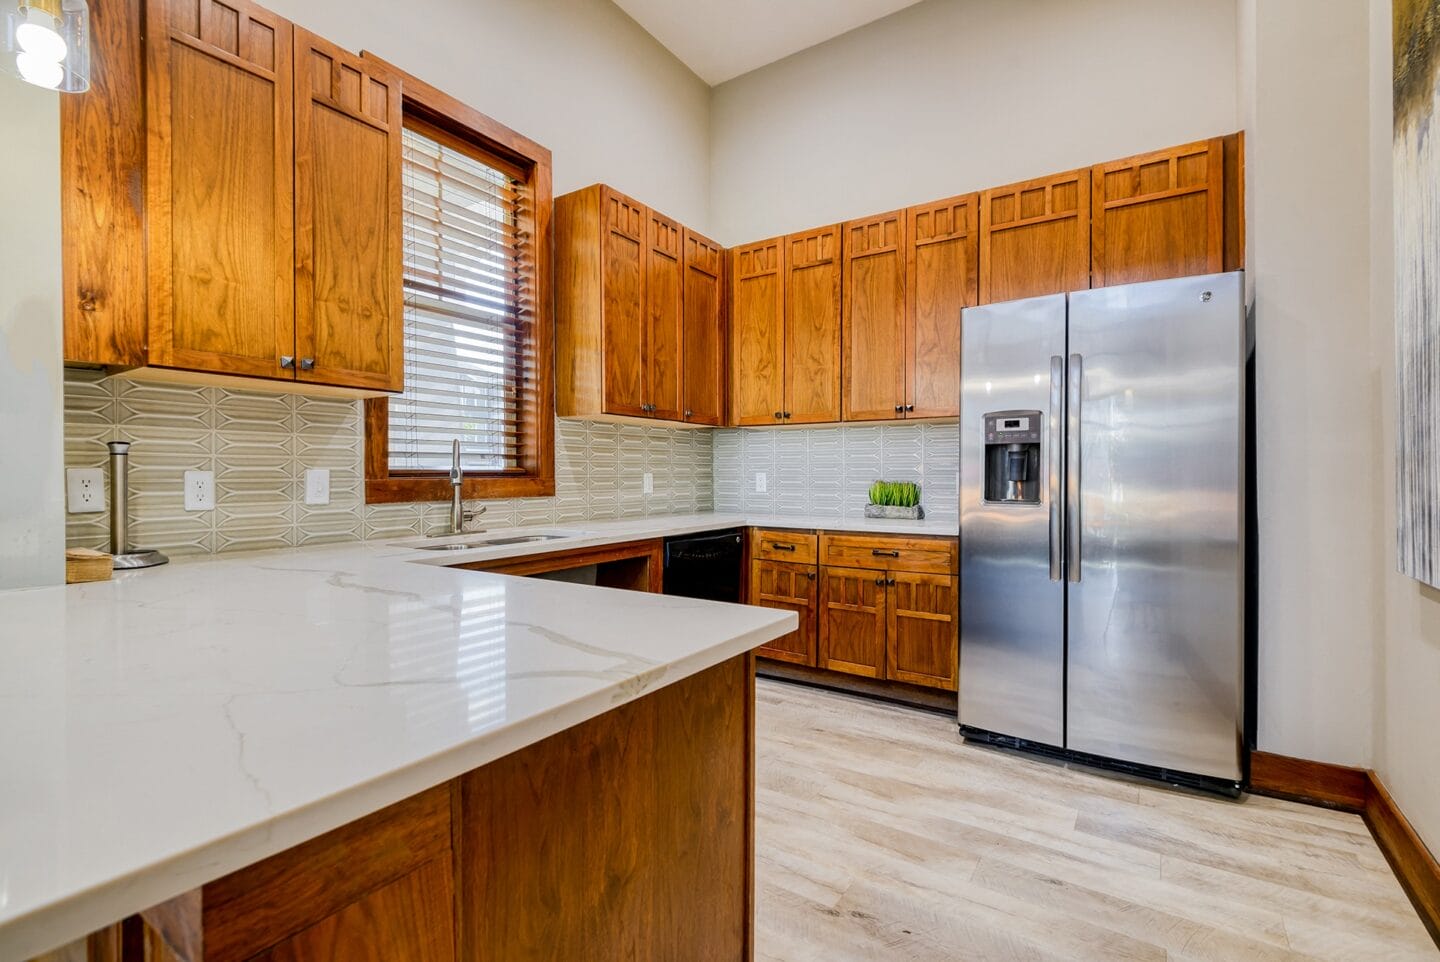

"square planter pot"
[864,504,924,520]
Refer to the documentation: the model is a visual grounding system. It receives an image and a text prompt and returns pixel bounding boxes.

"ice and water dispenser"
[982,411,1042,504]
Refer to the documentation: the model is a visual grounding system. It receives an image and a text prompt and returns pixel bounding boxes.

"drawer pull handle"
[770,542,796,551]
[871,549,900,557]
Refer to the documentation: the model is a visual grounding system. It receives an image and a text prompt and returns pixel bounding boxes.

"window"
[365,68,553,503]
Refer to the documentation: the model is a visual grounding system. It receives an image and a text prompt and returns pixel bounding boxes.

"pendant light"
[3,0,89,92]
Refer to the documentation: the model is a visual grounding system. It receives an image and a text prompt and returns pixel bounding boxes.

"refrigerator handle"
[1066,353,1083,583]
[1048,355,1064,581]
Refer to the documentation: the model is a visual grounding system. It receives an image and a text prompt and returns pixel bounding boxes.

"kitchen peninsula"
[0,523,796,961]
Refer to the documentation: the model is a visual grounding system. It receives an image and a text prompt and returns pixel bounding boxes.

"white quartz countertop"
[0,512,837,961]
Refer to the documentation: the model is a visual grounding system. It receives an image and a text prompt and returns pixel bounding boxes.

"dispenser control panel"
[984,412,1042,445]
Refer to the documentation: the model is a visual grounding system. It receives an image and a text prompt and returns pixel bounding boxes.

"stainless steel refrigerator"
[958,271,1245,791]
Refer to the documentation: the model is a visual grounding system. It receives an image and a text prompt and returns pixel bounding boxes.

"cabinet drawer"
[752,529,818,564]
[819,534,957,574]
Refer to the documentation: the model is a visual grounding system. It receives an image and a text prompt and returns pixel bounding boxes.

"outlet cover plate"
[642,471,654,495]
[755,472,767,493]
[305,468,331,506]
[66,468,105,514]
[184,470,215,511]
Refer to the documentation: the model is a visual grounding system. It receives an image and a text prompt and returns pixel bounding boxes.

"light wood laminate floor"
[753,680,1436,961]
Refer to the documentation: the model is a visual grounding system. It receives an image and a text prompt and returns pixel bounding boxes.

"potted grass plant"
[865,480,923,520]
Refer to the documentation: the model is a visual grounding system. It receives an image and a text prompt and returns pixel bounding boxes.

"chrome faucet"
[448,438,485,535]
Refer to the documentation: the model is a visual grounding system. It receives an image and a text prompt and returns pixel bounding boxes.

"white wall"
[262,0,712,227]
[0,81,65,590]
[708,0,1239,244]
[1370,0,1440,855]
[1246,0,1382,770]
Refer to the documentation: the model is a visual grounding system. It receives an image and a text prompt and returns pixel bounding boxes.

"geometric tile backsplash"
[63,368,715,558]
[713,421,960,523]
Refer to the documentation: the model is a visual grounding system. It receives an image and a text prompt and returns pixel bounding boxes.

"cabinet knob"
[782,411,791,419]
[895,403,904,413]
[299,357,315,371]
[905,404,915,412]
[806,572,816,581]
[78,290,98,313]
[684,409,693,418]
[774,411,783,420]
[279,355,295,370]
[875,576,885,585]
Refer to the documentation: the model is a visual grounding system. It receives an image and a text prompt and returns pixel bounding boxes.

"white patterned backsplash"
[713,422,959,522]
[63,368,714,557]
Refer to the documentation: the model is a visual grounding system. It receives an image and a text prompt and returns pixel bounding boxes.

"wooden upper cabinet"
[842,212,906,422]
[729,237,785,426]
[601,188,648,416]
[750,558,819,666]
[818,565,887,679]
[886,571,959,691]
[645,209,684,421]
[293,30,403,392]
[905,193,976,418]
[1091,137,1225,288]
[979,168,1091,304]
[145,0,295,378]
[682,229,726,425]
[783,226,842,424]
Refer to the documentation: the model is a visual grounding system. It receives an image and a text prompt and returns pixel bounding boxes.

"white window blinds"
[388,122,532,473]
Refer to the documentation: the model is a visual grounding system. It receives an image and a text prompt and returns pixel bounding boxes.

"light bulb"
[16,50,63,88]
[15,7,66,63]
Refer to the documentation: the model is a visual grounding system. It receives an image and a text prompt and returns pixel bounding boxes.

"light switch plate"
[305,468,330,506]
[755,472,767,493]
[66,468,105,514]
[184,470,215,511]
[642,471,654,495]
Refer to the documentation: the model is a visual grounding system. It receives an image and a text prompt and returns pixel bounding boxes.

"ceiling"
[612,0,928,85]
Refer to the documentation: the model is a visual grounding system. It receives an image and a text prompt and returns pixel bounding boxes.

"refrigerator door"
[1065,272,1244,781]
[959,294,1067,746]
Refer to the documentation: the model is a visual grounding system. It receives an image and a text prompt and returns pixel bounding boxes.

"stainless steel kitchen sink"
[405,531,585,551]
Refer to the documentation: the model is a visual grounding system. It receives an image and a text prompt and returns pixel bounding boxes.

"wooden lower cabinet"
[887,571,959,691]
[749,559,818,665]
[818,566,888,678]
[56,657,754,962]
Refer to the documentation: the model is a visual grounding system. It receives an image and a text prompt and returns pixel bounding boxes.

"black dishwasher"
[662,529,744,602]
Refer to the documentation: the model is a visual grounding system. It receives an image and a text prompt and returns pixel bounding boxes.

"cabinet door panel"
[249,859,455,962]
[842,213,906,422]
[819,566,886,678]
[294,31,402,391]
[887,572,959,691]
[979,169,1090,304]
[750,560,818,665]
[146,0,294,378]
[682,229,726,425]
[784,226,842,424]
[906,194,976,418]
[602,188,647,416]
[729,239,785,426]
[645,209,684,420]
[1091,138,1224,288]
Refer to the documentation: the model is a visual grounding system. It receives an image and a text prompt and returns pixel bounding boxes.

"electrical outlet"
[755,472,767,493]
[66,468,105,514]
[305,468,330,505]
[642,471,654,495]
[184,470,215,511]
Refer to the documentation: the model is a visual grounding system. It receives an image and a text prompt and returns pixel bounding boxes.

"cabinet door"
[749,560,818,665]
[818,566,886,678]
[644,209,684,420]
[601,188,648,416]
[145,0,294,378]
[729,238,785,425]
[905,194,976,418]
[1091,137,1224,288]
[681,229,726,425]
[979,169,1090,304]
[249,859,455,962]
[293,31,403,391]
[784,226,843,424]
[842,213,906,422]
[887,571,959,691]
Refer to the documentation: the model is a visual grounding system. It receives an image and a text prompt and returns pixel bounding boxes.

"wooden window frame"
[363,58,555,503]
